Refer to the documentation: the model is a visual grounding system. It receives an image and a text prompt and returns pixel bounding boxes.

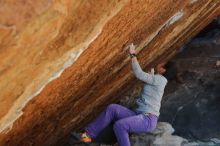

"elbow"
[133,71,144,79]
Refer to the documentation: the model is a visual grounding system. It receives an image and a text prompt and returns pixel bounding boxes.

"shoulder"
[153,74,168,86]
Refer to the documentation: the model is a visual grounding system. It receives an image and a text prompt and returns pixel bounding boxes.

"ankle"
[81,132,91,138]
[80,132,92,143]
[85,132,91,138]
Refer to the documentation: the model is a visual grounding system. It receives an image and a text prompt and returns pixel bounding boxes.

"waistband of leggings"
[143,112,158,118]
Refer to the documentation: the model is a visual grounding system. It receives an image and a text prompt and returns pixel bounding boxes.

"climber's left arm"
[128,43,154,84]
[131,57,154,84]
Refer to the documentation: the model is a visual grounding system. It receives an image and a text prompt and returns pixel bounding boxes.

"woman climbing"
[74,43,179,146]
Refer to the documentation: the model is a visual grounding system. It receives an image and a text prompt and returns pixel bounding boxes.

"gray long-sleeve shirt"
[131,58,167,117]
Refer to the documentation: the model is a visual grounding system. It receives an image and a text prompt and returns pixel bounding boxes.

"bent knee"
[113,120,126,131]
[113,121,122,130]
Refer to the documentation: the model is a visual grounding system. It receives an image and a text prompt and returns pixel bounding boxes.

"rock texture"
[0,0,220,146]
[131,122,188,146]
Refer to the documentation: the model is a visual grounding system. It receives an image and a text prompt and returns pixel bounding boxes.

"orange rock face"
[0,0,219,145]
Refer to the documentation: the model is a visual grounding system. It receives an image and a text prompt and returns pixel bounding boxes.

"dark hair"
[163,61,183,83]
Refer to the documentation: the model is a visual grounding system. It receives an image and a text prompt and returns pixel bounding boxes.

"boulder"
[0,0,220,145]
[130,122,187,146]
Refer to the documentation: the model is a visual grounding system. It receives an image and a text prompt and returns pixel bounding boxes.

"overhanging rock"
[0,0,219,146]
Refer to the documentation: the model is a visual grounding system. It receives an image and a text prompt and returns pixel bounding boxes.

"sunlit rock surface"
[0,0,220,146]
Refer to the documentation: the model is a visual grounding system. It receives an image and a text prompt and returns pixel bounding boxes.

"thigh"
[115,114,155,133]
[107,104,136,120]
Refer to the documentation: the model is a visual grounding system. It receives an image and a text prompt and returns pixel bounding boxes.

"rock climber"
[75,43,180,146]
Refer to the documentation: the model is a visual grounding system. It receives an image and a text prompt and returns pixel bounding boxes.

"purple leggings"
[85,104,158,146]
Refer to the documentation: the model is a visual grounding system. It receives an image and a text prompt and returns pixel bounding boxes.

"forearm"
[128,43,154,84]
[130,56,154,84]
[131,56,143,74]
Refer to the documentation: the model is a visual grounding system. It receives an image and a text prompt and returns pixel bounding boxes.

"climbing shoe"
[80,132,92,143]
